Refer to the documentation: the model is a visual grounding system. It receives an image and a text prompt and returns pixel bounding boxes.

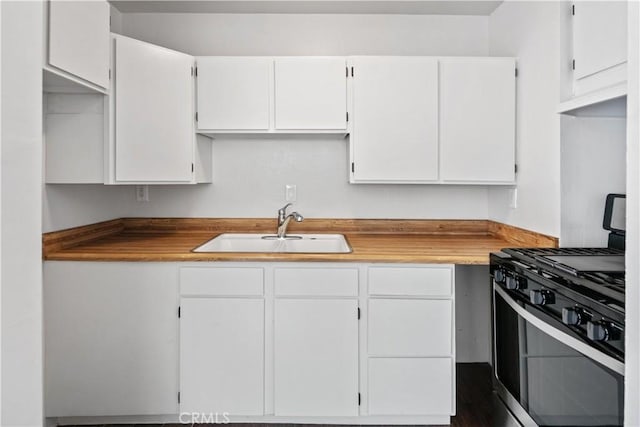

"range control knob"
[587,320,621,342]
[562,307,589,325]
[505,275,527,290]
[530,289,555,306]
[494,268,506,284]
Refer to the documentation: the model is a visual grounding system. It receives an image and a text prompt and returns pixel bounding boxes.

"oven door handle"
[494,284,625,376]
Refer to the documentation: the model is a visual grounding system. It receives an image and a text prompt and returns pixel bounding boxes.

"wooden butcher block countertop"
[42,218,558,264]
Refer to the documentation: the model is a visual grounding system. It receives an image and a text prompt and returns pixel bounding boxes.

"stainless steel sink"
[193,233,352,254]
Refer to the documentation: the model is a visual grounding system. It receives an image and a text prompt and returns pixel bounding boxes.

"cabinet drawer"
[180,268,264,296]
[368,358,453,415]
[368,299,452,356]
[275,268,358,297]
[368,267,452,296]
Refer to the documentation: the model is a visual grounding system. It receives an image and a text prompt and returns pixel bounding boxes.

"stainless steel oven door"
[493,284,624,427]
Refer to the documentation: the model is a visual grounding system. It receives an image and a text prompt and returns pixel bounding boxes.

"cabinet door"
[368,299,452,357]
[274,57,347,130]
[180,298,264,415]
[573,2,627,80]
[48,0,110,89]
[350,57,439,182]
[44,262,179,417]
[197,57,271,131]
[368,358,453,415]
[274,299,358,416]
[440,58,515,183]
[113,35,194,183]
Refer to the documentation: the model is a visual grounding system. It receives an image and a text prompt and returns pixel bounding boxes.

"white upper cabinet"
[349,56,439,183]
[46,0,110,92]
[349,56,515,184]
[274,57,347,130]
[572,1,627,95]
[439,58,516,184]
[111,34,196,184]
[195,56,348,134]
[196,57,271,131]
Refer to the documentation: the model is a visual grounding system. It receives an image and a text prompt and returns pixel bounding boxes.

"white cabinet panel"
[350,57,439,182]
[45,95,104,184]
[368,299,452,356]
[440,58,516,183]
[180,267,264,296]
[274,299,358,416]
[368,358,453,415]
[274,57,347,130]
[197,57,271,130]
[573,1,627,80]
[368,266,452,296]
[113,35,194,183]
[274,267,358,296]
[48,0,110,90]
[44,262,178,417]
[180,298,264,415]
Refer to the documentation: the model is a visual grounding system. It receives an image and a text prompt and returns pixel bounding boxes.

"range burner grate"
[504,247,624,258]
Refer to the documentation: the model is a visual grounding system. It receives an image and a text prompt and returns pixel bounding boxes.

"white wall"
[560,116,626,246]
[487,1,562,237]
[455,266,491,363]
[625,1,639,424]
[44,13,492,231]
[1,1,43,425]
[120,13,489,56]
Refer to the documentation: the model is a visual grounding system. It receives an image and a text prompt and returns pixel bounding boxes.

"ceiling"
[109,0,504,15]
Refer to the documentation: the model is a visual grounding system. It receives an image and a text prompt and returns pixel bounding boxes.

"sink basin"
[193,233,352,254]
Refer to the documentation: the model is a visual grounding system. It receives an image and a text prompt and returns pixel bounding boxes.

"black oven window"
[524,322,624,426]
[495,293,522,402]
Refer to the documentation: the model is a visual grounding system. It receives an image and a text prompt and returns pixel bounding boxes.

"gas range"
[501,247,625,309]
[491,247,626,427]
[491,247,625,360]
[491,194,626,427]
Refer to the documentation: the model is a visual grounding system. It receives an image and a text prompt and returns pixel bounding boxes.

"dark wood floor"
[65,363,494,427]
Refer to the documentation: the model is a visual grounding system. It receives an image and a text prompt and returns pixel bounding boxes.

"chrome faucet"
[276,203,304,238]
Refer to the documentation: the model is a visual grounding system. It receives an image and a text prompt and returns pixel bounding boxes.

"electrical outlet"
[285,184,297,202]
[509,188,518,209]
[136,185,149,202]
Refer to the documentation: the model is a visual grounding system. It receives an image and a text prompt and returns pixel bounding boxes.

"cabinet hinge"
[358,393,361,406]
[178,306,181,318]
[351,66,354,77]
[357,307,361,319]
[351,162,355,173]
[572,4,575,15]
[572,59,576,70]
[178,391,181,404]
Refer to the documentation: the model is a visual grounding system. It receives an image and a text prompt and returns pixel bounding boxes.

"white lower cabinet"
[368,358,453,415]
[180,298,265,415]
[366,265,456,418]
[44,262,179,417]
[44,262,454,424]
[274,299,359,416]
